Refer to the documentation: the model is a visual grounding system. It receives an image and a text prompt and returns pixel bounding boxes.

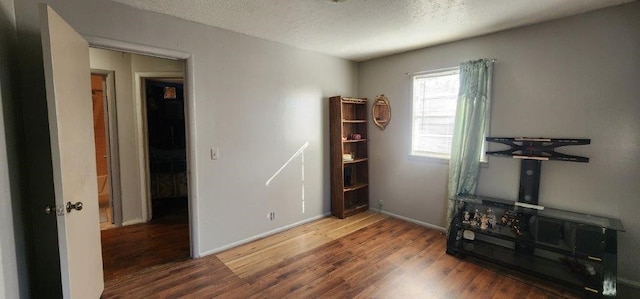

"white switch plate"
[211,148,219,160]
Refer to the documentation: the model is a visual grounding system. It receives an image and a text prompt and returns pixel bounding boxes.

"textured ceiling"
[109,0,633,61]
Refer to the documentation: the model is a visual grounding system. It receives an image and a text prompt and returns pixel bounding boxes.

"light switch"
[211,148,219,160]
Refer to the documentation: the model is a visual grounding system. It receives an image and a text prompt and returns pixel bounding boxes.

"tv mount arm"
[486,137,590,162]
[486,137,590,205]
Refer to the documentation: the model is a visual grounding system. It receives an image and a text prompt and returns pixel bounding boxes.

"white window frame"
[410,67,490,163]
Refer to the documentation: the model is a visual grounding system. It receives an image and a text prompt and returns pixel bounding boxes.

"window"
[411,67,489,162]
[411,68,460,159]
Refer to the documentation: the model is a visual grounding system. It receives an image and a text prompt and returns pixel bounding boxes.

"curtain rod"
[405,58,497,76]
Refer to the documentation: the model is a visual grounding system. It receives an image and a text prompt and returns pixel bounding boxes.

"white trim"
[197,213,331,258]
[84,35,189,60]
[184,57,199,259]
[121,218,145,226]
[407,66,460,77]
[104,72,123,226]
[413,67,460,78]
[376,209,447,233]
[135,76,149,223]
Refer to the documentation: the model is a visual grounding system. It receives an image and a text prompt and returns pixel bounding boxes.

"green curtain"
[445,59,492,235]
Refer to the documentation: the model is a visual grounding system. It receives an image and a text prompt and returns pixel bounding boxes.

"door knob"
[66,201,83,213]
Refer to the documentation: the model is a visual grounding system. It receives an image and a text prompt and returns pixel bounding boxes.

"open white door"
[40,4,104,298]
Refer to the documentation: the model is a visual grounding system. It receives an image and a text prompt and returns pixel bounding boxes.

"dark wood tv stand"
[446,194,624,298]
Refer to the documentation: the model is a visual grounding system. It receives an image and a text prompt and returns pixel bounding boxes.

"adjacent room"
[0,0,638,298]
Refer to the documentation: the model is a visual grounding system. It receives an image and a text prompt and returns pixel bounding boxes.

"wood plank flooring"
[101,204,190,284]
[102,210,583,298]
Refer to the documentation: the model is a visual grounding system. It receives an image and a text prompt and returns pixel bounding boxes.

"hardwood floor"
[102,211,585,298]
[101,199,190,285]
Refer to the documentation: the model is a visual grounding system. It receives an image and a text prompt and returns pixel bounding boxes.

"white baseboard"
[376,209,447,233]
[198,212,332,258]
[121,218,145,226]
[619,277,640,288]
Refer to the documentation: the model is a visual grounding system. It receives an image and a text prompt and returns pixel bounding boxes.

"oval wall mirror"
[372,94,391,130]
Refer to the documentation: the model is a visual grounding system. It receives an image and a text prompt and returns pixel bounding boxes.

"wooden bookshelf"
[329,96,369,219]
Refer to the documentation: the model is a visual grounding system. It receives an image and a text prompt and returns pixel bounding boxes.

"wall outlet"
[267,212,276,220]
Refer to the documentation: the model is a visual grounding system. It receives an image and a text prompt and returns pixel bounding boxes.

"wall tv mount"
[486,137,590,206]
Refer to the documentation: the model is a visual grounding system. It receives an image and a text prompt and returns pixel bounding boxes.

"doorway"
[144,79,188,220]
[88,48,192,284]
[90,74,114,230]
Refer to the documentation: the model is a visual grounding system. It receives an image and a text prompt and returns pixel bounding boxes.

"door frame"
[89,70,123,226]
[85,35,200,258]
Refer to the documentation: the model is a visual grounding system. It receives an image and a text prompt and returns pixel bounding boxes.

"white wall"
[90,48,184,224]
[0,40,10,299]
[14,0,357,274]
[359,2,640,284]
[0,0,26,297]
[130,54,183,73]
[0,74,10,299]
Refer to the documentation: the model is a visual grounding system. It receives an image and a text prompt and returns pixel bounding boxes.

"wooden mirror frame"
[372,94,391,130]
